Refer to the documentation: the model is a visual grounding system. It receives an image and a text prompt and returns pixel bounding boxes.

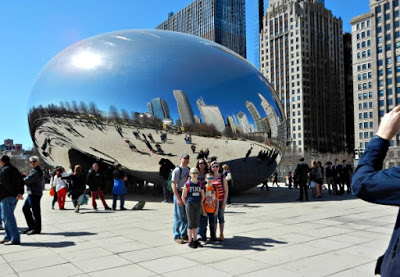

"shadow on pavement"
[40,231,97,237]
[207,236,287,251]
[20,241,76,248]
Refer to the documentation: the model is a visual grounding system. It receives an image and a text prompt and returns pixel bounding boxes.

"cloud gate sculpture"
[28,30,286,192]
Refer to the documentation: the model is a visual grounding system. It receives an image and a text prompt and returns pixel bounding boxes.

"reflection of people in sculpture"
[243,147,253,162]
[197,150,205,160]
[204,148,209,159]
[144,140,154,152]
[142,134,147,141]
[160,133,167,143]
[191,144,196,153]
[154,144,164,155]
[148,133,155,143]
[125,140,138,152]
[133,131,141,140]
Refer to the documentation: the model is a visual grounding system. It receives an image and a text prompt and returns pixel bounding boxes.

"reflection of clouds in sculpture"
[28,30,286,192]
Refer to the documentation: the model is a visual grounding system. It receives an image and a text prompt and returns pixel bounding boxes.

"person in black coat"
[332,159,342,195]
[86,163,111,211]
[62,165,86,212]
[159,158,175,202]
[294,157,310,201]
[352,107,400,276]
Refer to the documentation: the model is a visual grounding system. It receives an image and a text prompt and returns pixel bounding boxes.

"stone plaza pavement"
[0,184,397,277]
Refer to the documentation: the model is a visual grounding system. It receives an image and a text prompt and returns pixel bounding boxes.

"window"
[370,111,373,118]
[387,44,392,51]
[363,92,368,99]
[364,122,368,128]
[379,90,384,96]
[388,78,393,85]
[385,3,390,10]
[386,34,391,41]
[388,67,393,74]
[378,59,383,66]
[378,46,383,53]
[370,122,374,128]
[389,88,393,95]
[379,69,384,76]
[376,6,381,13]
[379,100,384,107]
[386,24,391,31]
[388,57,392,64]
[369,102,373,108]
[358,93,362,100]
[378,36,383,43]
[388,99,394,106]
[359,122,363,129]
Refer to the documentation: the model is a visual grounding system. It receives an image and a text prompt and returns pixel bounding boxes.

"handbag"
[310,181,316,188]
[49,187,55,196]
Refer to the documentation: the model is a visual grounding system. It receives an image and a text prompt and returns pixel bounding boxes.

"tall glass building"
[156,0,246,58]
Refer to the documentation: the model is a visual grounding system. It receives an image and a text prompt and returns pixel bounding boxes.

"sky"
[0,0,368,150]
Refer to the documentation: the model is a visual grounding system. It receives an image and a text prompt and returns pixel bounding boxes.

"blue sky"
[0,0,368,149]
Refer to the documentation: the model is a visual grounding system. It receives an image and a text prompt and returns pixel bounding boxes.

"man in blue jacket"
[352,106,400,276]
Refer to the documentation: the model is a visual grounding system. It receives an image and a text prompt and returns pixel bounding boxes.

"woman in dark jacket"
[62,165,86,212]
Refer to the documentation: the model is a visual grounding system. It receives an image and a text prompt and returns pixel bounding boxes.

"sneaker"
[4,241,20,245]
[93,208,98,212]
[188,241,197,249]
[175,238,184,244]
[75,205,80,213]
[120,207,128,211]
[23,229,33,234]
[161,200,168,203]
[219,233,224,241]
[104,207,111,210]
[0,239,10,244]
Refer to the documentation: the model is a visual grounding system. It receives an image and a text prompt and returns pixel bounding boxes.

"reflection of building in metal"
[194,115,201,124]
[237,112,251,134]
[173,90,195,125]
[245,100,267,132]
[196,97,226,132]
[156,0,246,58]
[259,93,278,138]
[147,98,171,120]
[227,116,237,134]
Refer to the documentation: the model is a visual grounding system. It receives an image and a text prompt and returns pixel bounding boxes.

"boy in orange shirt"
[198,173,219,243]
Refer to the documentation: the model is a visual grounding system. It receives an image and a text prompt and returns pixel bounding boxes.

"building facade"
[147,98,171,120]
[156,0,246,58]
[343,33,355,154]
[196,97,226,132]
[259,0,345,153]
[351,0,400,166]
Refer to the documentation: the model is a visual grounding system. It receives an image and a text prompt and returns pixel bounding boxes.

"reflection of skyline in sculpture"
[245,100,267,133]
[196,97,226,132]
[147,97,171,121]
[227,116,237,134]
[173,90,195,125]
[259,93,279,138]
[237,112,252,134]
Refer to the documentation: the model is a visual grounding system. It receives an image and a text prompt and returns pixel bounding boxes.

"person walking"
[325,162,334,194]
[351,107,400,276]
[272,171,279,187]
[112,163,128,211]
[0,155,24,245]
[341,160,353,194]
[22,156,45,235]
[62,165,86,213]
[51,167,68,210]
[87,163,111,211]
[171,153,190,244]
[294,157,310,201]
[332,159,342,195]
[310,161,322,198]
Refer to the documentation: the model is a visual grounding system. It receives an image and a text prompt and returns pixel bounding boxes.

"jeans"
[173,195,187,239]
[52,189,58,207]
[1,197,20,243]
[112,194,125,209]
[162,179,171,202]
[198,213,216,241]
[22,194,42,232]
[57,187,67,209]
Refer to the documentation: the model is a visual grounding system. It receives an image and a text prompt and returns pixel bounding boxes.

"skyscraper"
[173,90,195,126]
[237,112,252,134]
[147,98,171,120]
[259,93,278,138]
[245,100,266,132]
[260,0,345,153]
[254,0,268,69]
[156,0,246,58]
[196,97,226,132]
[351,0,400,166]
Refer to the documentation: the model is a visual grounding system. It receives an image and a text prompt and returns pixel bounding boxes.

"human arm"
[352,107,400,205]
[200,189,206,216]
[214,198,219,216]
[222,176,228,210]
[181,185,187,205]
[23,168,41,186]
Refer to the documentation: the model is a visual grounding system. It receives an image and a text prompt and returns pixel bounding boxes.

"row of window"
[356,40,371,49]
[379,98,400,106]
[376,11,400,24]
[356,19,370,30]
[357,92,373,99]
[377,32,400,44]
[359,122,374,129]
[358,102,373,110]
[356,63,372,72]
[359,132,374,139]
[358,111,373,119]
[357,72,372,81]
[357,82,372,91]
[378,87,400,95]
[378,76,400,87]
[356,49,371,59]
[378,56,400,66]
[356,30,371,40]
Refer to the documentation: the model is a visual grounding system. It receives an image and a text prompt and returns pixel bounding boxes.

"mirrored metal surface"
[28,30,286,192]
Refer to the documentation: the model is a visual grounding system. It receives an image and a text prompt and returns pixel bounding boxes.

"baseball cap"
[190,167,199,174]
[181,153,189,159]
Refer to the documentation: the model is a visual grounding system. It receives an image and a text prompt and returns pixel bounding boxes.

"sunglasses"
[191,172,199,175]
[212,165,219,168]
[199,163,206,165]
[30,161,37,164]
[207,177,214,180]
[183,157,189,160]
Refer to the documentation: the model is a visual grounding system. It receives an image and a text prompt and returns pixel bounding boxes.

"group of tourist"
[0,155,44,245]
[49,163,130,212]
[169,153,233,248]
[292,158,353,201]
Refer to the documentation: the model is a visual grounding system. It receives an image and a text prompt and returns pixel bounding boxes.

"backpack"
[167,166,182,193]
